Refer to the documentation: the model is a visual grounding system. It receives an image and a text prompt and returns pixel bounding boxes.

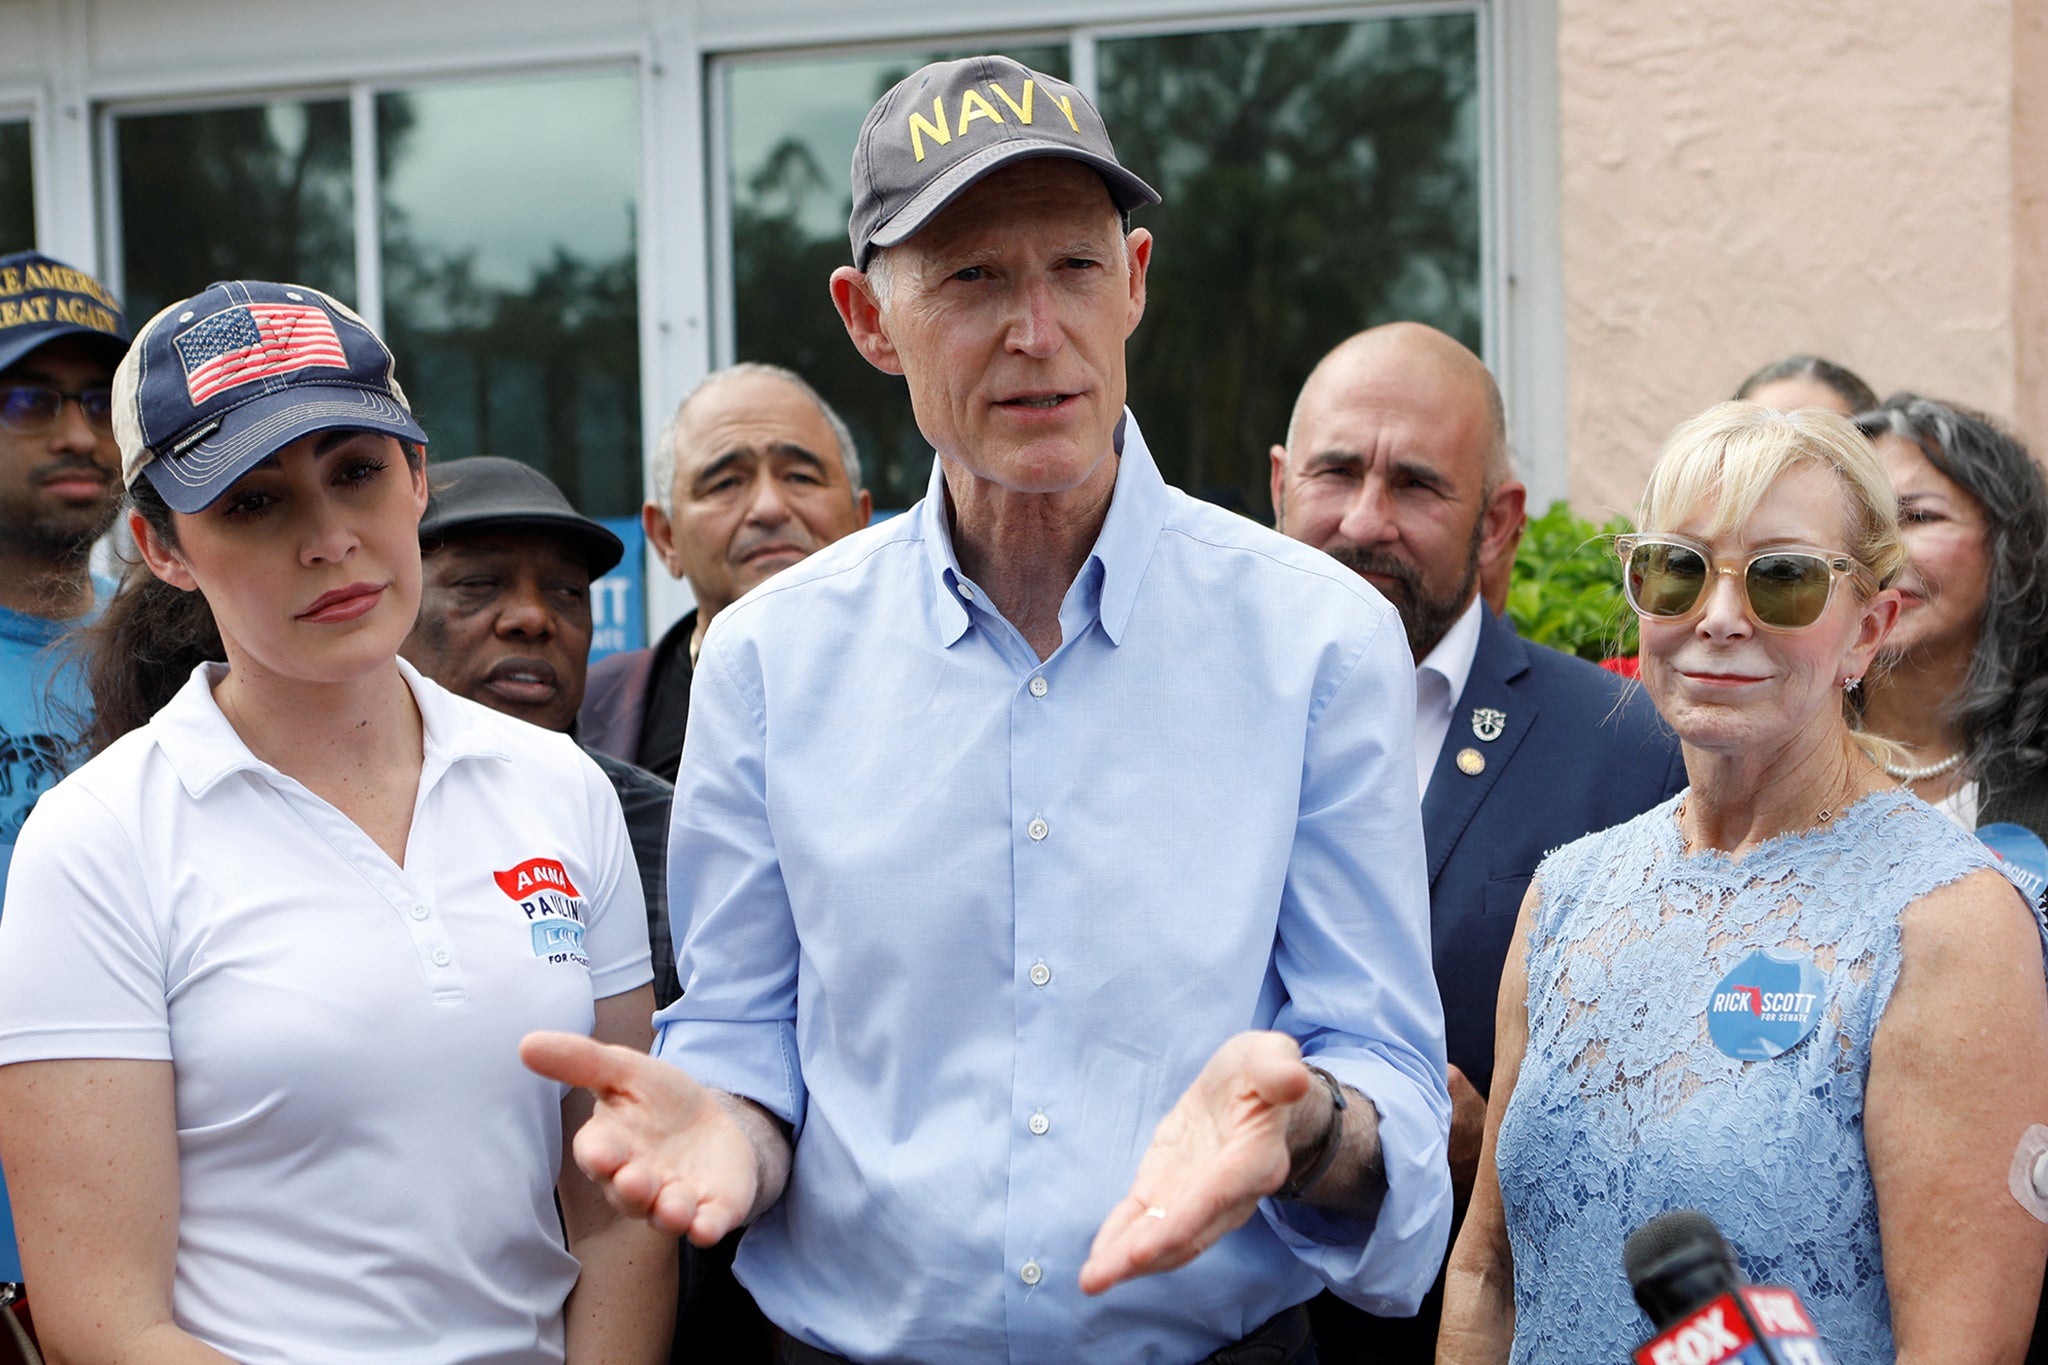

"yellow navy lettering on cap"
[956,88,1003,135]
[1046,89,1079,131]
[988,79,1036,123]
[908,97,953,163]
[908,79,1084,162]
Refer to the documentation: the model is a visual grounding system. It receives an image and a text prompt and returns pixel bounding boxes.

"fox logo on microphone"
[1633,1288,1835,1365]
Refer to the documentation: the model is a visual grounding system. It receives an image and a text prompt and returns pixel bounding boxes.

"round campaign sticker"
[1979,823,2048,910]
[1706,949,1828,1060]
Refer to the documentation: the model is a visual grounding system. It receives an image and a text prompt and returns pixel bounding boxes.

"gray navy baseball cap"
[848,55,1160,269]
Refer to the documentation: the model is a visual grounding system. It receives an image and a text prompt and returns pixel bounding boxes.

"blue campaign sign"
[589,516,646,663]
[1706,949,1828,1061]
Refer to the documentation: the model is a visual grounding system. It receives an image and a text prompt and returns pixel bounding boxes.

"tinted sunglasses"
[1616,534,1861,631]
[0,384,116,436]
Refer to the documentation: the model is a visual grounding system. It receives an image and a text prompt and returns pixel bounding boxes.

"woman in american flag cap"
[0,279,675,1364]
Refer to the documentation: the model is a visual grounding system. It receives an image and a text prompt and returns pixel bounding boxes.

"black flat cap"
[418,456,624,578]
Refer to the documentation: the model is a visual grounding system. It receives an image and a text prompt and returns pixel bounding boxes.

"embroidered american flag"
[173,304,348,404]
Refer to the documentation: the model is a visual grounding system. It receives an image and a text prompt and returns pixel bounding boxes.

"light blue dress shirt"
[654,414,1450,1364]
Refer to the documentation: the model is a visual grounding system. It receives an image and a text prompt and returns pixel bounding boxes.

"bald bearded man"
[1270,323,1685,1361]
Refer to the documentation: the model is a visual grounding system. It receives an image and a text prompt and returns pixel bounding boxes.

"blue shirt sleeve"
[650,632,808,1133]
[1258,611,1453,1313]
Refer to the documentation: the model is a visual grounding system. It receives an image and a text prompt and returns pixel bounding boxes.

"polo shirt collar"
[915,409,1170,648]
[153,657,514,800]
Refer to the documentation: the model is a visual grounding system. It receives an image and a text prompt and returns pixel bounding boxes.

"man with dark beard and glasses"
[1269,321,1683,1364]
[0,249,127,1353]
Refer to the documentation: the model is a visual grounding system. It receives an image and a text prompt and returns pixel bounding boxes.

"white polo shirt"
[0,660,652,1365]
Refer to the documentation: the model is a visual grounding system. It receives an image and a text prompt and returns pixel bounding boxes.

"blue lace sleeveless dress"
[1493,788,2041,1365]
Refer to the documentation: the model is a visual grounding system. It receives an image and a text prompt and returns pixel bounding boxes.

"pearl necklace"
[1883,750,1965,782]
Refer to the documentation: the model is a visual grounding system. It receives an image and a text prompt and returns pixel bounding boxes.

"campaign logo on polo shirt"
[494,856,590,967]
[1706,948,1827,1060]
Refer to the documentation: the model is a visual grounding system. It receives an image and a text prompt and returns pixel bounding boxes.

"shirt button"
[408,904,430,921]
[1028,962,1052,987]
[958,583,975,601]
[431,947,452,967]
[1028,676,1048,698]
[1020,1260,1042,1286]
[1028,1111,1050,1136]
[1027,817,1049,842]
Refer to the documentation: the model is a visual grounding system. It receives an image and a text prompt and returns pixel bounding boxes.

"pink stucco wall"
[1558,0,2035,517]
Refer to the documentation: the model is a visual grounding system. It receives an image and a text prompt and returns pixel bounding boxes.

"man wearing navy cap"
[527,55,1450,1364]
[0,251,128,1343]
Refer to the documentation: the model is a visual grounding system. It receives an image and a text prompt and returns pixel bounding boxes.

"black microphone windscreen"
[1623,1209,1727,1289]
[1624,1209,1746,1332]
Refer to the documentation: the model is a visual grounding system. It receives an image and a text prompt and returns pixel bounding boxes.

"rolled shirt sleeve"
[1260,603,1452,1313]
[652,630,808,1132]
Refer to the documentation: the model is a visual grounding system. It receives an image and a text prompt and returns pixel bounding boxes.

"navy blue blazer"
[1422,609,1686,1097]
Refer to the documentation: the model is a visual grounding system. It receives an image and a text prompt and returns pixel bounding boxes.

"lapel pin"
[1457,747,1486,776]
[1471,707,1507,742]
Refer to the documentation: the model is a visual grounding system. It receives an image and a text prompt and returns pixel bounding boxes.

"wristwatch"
[1276,1064,1348,1200]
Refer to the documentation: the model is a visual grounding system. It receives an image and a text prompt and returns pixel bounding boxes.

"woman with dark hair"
[0,280,673,1363]
[1852,394,2048,834]
[1735,353,1879,416]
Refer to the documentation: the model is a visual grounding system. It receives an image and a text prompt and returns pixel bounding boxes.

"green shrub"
[1504,500,1638,663]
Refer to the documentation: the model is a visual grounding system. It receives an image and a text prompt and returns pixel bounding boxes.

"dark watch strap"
[1275,1064,1348,1199]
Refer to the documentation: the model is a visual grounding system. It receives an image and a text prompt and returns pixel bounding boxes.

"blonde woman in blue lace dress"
[1438,402,2048,1365]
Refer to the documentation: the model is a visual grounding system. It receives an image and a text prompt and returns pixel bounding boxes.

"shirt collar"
[152,656,514,800]
[914,409,1170,649]
[1415,594,1485,709]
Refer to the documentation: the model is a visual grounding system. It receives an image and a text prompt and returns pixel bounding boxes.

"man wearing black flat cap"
[402,455,680,1009]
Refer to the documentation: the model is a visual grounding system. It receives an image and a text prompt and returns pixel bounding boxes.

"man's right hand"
[520,1031,768,1246]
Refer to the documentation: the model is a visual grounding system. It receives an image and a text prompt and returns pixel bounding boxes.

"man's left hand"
[1078,1030,1320,1295]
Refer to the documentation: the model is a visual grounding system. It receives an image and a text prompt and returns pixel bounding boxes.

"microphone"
[1622,1210,1838,1365]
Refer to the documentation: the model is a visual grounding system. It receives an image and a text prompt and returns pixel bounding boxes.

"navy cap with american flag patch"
[113,279,427,514]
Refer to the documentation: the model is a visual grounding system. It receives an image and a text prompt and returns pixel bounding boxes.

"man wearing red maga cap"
[527,55,1452,1364]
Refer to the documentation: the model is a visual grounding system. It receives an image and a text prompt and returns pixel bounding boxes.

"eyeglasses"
[1616,533,1862,631]
[0,385,116,436]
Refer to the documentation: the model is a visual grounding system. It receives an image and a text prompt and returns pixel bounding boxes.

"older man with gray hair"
[530,54,1448,1364]
[580,363,870,781]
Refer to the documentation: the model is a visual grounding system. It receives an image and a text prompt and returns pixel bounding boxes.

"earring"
[1842,676,1862,692]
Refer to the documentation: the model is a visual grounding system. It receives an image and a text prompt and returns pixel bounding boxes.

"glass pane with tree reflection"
[1100,14,1482,515]
[725,44,1068,509]
[377,71,639,517]
[0,121,32,252]
[115,100,355,324]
